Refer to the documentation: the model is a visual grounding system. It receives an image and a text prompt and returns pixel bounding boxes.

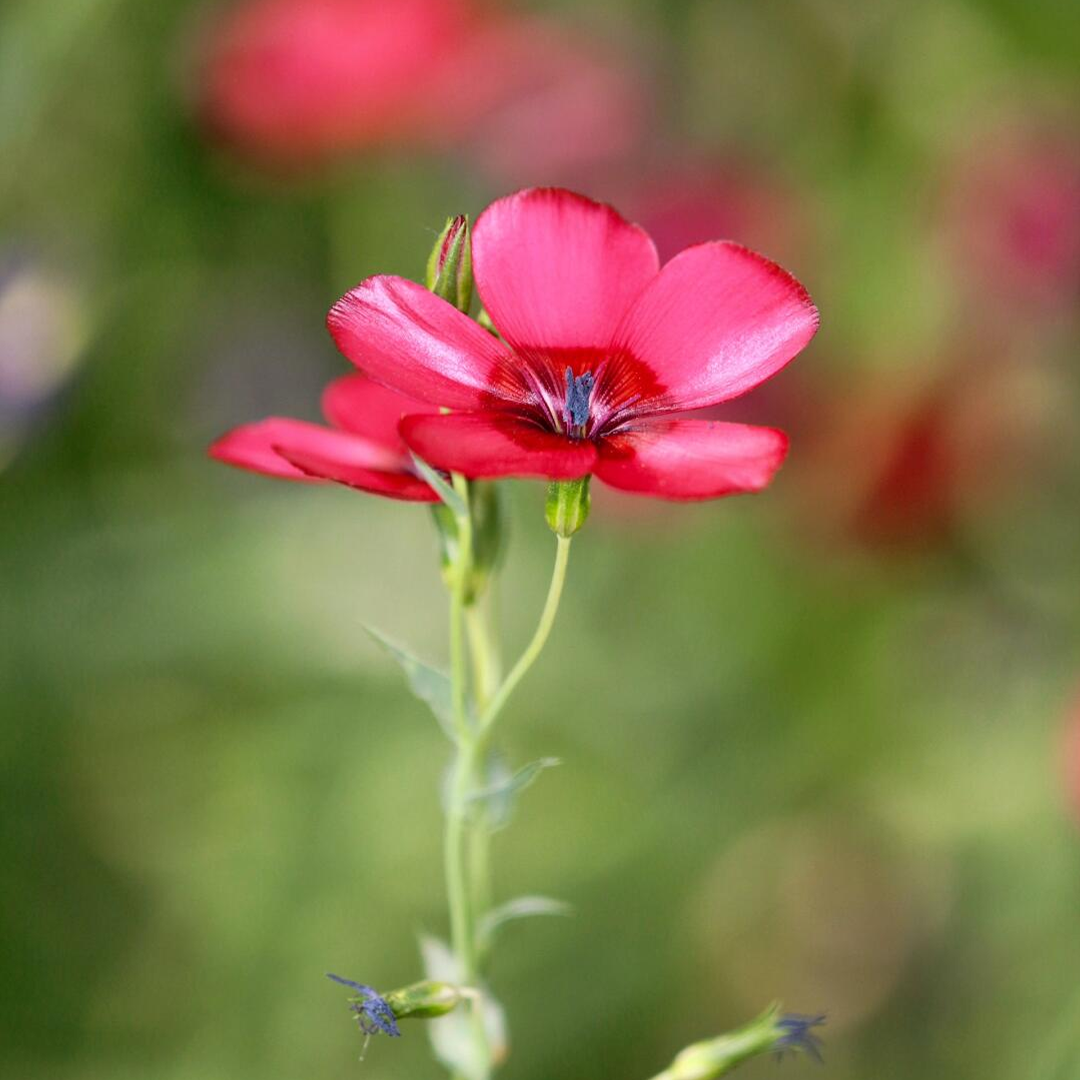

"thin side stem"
[479,535,572,736]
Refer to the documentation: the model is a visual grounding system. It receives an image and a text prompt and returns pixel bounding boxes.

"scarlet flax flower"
[328,188,818,500]
[209,372,438,501]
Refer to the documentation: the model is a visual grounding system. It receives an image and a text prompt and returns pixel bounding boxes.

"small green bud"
[545,476,591,537]
[382,980,463,1021]
[651,1006,824,1080]
[426,215,473,313]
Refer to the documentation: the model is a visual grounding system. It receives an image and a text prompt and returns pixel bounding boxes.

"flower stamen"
[563,367,595,438]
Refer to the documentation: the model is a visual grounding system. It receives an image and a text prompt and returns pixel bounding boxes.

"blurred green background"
[3,1,1080,1078]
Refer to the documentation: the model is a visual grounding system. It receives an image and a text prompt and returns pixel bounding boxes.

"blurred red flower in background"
[794,352,1052,556]
[201,0,470,161]
[199,0,643,178]
[838,379,958,551]
[453,17,646,184]
[623,161,809,268]
[945,124,1080,312]
[328,188,818,500]
[210,373,439,501]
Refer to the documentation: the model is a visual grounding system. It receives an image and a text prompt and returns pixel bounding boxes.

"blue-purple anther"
[563,367,595,435]
[775,1013,825,1063]
[326,973,402,1037]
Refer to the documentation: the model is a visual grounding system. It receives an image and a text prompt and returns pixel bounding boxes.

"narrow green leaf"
[411,454,467,518]
[468,757,560,829]
[365,626,455,740]
[478,895,573,949]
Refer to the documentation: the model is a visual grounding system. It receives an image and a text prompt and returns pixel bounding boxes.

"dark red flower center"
[487,346,668,442]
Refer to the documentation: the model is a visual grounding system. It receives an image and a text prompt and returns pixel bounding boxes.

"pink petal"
[472,188,659,352]
[209,417,404,480]
[327,275,511,409]
[595,419,789,500]
[321,372,437,448]
[276,446,438,501]
[400,411,597,480]
[614,242,818,414]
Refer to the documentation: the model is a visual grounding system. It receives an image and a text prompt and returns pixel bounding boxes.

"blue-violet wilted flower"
[327,973,402,1037]
[774,1013,826,1063]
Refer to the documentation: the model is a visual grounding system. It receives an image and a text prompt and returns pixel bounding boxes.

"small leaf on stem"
[478,895,573,950]
[365,626,456,740]
[411,454,468,518]
[468,756,561,830]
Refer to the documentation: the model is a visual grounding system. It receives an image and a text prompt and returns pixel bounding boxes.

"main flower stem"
[465,602,501,711]
[443,476,490,1080]
[444,478,476,969]
[465,601,500,938]
[442,524,574,1079]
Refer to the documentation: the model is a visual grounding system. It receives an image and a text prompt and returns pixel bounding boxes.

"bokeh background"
[3,0,1080,1078]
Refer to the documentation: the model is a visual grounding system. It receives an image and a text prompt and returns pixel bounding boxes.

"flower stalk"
[440,487,575,1078]
[442,472,490,1078]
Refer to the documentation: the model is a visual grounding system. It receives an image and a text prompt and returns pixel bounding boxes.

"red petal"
[613,242,818,414]
[327,275,510,409]
[595,419,789,500]
[321,372,437,448]
[275,446,438,501]
[400,411,597,480]
[473,188,659,352]
[210,417,399,480]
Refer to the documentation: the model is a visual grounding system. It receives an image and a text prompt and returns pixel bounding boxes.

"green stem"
[465,601,501,710]
[445,473,476,967]
[441,523,574,1077]
[443,476,490,1080]
[479,535,572,736]
[444,741,480,978]
[464,600,500,947]
[447,478,473,741]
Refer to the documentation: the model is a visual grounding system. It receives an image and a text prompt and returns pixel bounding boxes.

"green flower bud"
[426,215,473,313]
[382,980,463,1021]
[650,1005,824,1079]
[545,476,591,537]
